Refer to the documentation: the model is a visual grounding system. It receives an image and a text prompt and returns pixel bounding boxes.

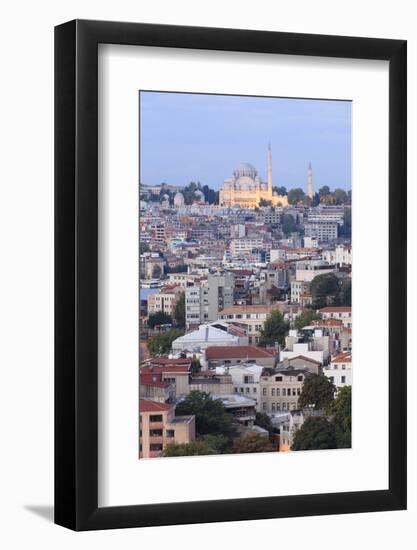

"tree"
[255,412,274,434]
[259,309,289,347]
[335,278,351,307]
[199,433,233,454]
[312,192,320,207]
[163,440,217,457]
[318,185,331,197]
[190,357,201,373]
[173,291,185,329]
[339,207,352,239]
[333,188,348,205]
[175,391,236,437]
[147,311,173,329]
[298,373,336,410]
[292,417,337,450]
[232,432,275,453]
[281,213,297,236]
[294,309,320,331]
[273,186,287,196]
[327,386,351,448]
[310,273,340,307]
[152,264,162,278]
[259,199,272,207]
[148,329,183,356]
[287,188,305,205]
[139,241,150,254]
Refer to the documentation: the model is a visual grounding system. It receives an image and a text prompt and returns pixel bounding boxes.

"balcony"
[149,436,163,444]
[148,422,164,430]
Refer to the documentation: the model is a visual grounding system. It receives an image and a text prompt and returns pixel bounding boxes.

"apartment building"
[304,220,338,242]
[319,306,352,328]
[259,367,309,414]
[147,286,182,317]
[185,273,234,329]
[323,351,352,389]
[218,304,280,344]
[139,400,195,458]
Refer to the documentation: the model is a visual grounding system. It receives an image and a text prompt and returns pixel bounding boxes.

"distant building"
[219,304,281,344]
[139,400,195,458]
[319,306,352,328]
[323,351,352,389]
[171,324,243,354]
[202,345,276,369]
[147,286,182,317]
[304,220,338,242]
[185,273,234,329]
[259,367,310,414]
[219,145,288,208]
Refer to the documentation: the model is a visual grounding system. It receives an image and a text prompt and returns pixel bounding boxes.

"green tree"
[147,311,173,329]
[152,264,162,278]
[199,433,233,454]
[173,291,185,329]
[273,186,287,196]
[287,188,306,205]
[298,373,336,410]
[259,199,272,207]
[190,357,201,373]
[335,278,351,306]
[318,185,331,197]
[255,412,274,434]
[339,207,352,238]
[175,391,236,437]
[310,272,340,307]
[312,192,320,206]
[292,416,337,451]
[294,309,320,331]
[139,241,150,254]
[232,432,275,453]
[281,213,297,236]
[148,329,183,356]
[163,440,217,457]
[333,188,348,205]
[259,309,289,347]
[327,386,351,448]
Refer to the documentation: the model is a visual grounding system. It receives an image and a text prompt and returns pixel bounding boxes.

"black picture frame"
[55,19,407,531]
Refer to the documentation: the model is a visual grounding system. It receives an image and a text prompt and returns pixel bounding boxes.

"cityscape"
[139,92,352,458]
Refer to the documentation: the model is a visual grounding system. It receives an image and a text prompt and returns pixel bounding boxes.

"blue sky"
[139,91,351,191]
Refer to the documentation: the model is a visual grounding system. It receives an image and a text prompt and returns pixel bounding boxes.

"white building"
[322,245,352,266]
[226,364,264,411]
[295,260,335,282]
[171,324,243,353]
[185,273,234,329]
[319,306,352,328]
[304,220,338,242]
[230,237,264,255]
[323,351,352,389]
[280,342,326,366]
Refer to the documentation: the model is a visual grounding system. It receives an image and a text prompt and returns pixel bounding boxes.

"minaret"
[307,162,313,199]
[267,143,273,198]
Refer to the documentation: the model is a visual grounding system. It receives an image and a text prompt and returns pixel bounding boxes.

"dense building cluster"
[139,160,352,458]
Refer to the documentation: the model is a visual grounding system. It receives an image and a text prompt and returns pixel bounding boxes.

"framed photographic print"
[55,20,407,530]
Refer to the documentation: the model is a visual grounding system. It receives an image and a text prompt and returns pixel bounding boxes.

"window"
[246,387,250,393]
[149,414,163,422]
[329,376,334,384]
[292,388,296,396]
[282,403,286,410]
[297,375,303,381]
[271,388,275,396]
[272,403,275,411]
[277,403,281,410]
[234,387,238,393]
[275,376,283,382]
[297,388,301,395]
[262,388,267,396]
[342,364,346,370]
[262,403,267,411]
[282,388,286,396]
[253,387,257,393]
[149,429,163,436]
[341,376,346,384]
[166,429,175,438]
[149,443,163,451]
[240,387,244,393]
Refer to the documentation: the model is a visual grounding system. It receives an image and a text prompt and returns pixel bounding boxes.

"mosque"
[219,145,289,208]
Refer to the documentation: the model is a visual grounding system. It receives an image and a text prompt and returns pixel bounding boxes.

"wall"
[0,1,415,549]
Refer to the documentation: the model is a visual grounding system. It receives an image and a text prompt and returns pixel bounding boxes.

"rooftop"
[139,399,174,413]
[205,345,275,360]
[319,306,352,313]
[331,352,352,363]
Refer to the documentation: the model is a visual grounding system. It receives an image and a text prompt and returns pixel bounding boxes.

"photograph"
[139,91,352,458]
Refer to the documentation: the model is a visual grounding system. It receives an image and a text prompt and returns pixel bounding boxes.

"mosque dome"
[233,162,258,179]
[161,194,170,202]
[174,192,185,207]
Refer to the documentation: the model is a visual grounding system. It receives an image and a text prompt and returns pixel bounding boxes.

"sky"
[139,91,352,191]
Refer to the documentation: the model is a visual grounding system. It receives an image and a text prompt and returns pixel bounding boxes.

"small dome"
[194,190,205,203]
[233,162,257,179]
[174,192,185,207]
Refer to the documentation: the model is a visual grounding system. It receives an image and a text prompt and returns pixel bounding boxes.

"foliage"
[139,241,150,254]
[259,309,289,347]
[273,186,287,196]
[162,440,217,457]
[338,207,352,238]
[232,432,275,454]
[199,433,233,454]
[327,386,352,448]
[173,291,185,329]
[291,416,337,451]
[287,188,306,205]
[281,213,297,236]
[164,264,188,274]
[298,373,336,410]
[201,184,218,205]
[190,357,201,373]
[259,199,272,207]
[310,273,340,307]
[255,412,274,434]
[147,329,183,356]
[152,264,162,278]
[318,185,331,197]
[334,278,351,307]
[312,192,320,207]
[147,311,173,329]
[175,391,236,438]
[294,309,320,331]
[333,188,348,205]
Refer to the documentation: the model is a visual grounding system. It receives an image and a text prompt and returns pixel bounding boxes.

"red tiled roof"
[205,345,275,360]
[150,357,191,366]
[140,373,171,388]
[332,352,352,363]
[319,307,352,313]
[141,365,191,374]
[139,399,174,412]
